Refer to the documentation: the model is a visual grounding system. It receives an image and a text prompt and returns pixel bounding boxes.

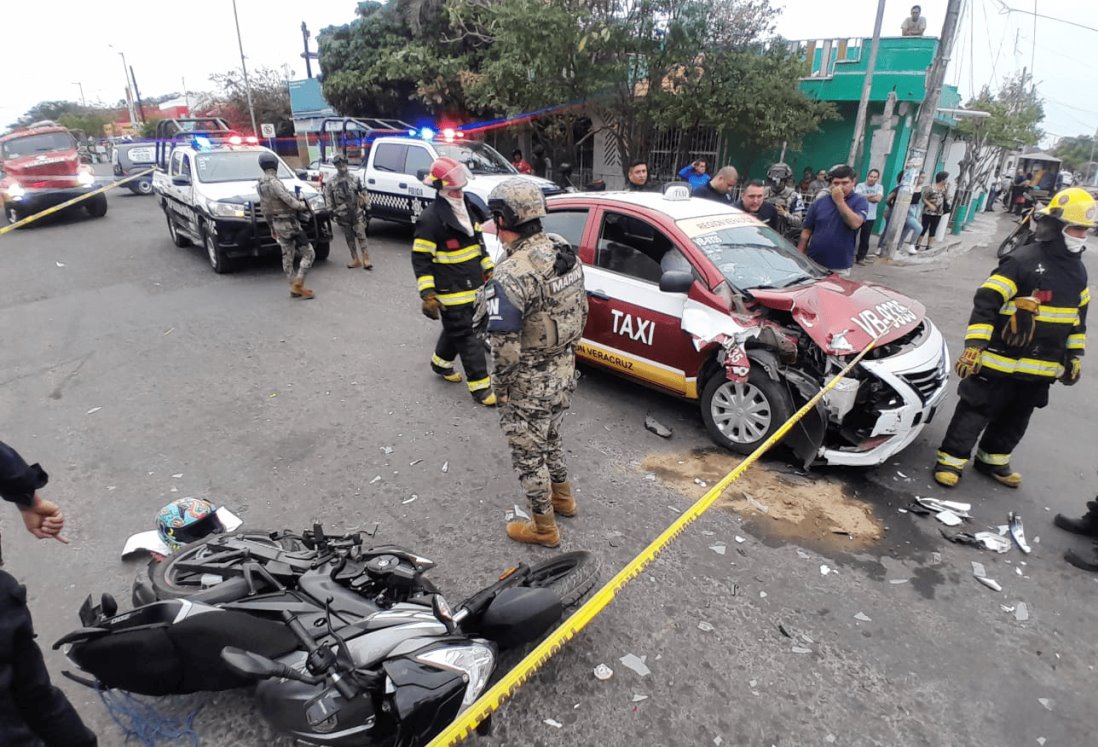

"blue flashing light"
[418,127,435,141]
[407,129,417,136]
[193,135,213,150]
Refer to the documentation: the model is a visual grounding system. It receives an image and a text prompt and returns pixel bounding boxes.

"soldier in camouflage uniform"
[763,162,805,243]
[484,179,589,547]
[323,154,372,270]
[257,152,316,299]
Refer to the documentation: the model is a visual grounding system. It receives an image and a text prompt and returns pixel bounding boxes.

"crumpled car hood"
[749,275,926,355]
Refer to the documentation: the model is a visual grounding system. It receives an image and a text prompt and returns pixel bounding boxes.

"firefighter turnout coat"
[412,197,495,306]
[964,238,1088,379]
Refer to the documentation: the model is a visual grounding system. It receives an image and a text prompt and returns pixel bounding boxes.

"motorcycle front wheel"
[147,531,305,601]
[522,551,600,607]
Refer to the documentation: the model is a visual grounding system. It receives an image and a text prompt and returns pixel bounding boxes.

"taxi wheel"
[701,368,792,456]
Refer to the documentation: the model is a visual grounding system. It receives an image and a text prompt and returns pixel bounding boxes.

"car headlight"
[305,193,325,210]
[77,170,96,186]
[416,643,495,709]
[207,200,247,219]
[5,183,25,199]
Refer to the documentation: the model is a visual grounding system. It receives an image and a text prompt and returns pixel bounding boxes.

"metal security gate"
[648,127,722,184]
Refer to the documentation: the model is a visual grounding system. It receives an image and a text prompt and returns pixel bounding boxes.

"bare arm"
[797,228,812,253]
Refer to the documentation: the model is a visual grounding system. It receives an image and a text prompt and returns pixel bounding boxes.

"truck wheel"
[203,226,233,274]
[85,194,108,218]
[166,210,190,247]
[133,179,153,196]
[314,241,330,261]
[700,367,793,455]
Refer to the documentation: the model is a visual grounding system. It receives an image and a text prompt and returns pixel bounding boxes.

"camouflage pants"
[337,219,369,262]
[498,373,575,514]
[271,217,314,281]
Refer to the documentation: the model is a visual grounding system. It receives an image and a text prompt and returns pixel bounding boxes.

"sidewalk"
[871,209,1005,267]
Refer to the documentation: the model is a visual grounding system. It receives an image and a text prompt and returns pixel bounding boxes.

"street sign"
[260,123,276,138]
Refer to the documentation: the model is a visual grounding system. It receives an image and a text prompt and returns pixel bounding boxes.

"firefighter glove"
[954,346,983,379]
[1002,296,1040,348]
[421,294,441,320]
[1062,356,1082,386]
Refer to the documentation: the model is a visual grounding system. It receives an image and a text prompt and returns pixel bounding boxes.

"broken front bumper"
[818,320,950,467]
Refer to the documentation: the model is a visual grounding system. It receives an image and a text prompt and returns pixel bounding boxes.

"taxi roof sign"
[663,184,691,201]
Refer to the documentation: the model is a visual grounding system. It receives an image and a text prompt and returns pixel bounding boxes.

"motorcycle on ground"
[55,524,599,746]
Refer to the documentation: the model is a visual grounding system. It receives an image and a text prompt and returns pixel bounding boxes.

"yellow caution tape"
[0,168,157,236]
[427,333,884,746]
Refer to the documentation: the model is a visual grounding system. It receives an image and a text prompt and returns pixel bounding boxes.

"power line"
[992,1,1098,35]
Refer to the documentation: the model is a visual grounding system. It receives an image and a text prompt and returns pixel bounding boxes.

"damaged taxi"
[484,186,949,468]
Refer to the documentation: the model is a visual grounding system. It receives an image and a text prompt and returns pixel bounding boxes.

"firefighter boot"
[551,481,577,517]
[933,451,965,488]
[430,356,462,383]
[290,279,315,299]
[1054,501,1098,538]
[506,509,560,548]
[973,459,1022,488]
[472,389,498,407]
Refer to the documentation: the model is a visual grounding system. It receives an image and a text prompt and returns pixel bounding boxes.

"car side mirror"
[295,169,308,180]
[659,270,694,294]
[172,175,191,187]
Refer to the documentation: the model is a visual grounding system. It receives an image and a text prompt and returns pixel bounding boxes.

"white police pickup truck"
[152,118,331,274]
[319,132,561,225]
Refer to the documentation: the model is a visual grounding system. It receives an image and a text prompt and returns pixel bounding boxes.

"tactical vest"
[503,235,587,356]
[257,174,295,219]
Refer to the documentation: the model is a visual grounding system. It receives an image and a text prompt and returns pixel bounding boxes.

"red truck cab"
[0,120,107,226]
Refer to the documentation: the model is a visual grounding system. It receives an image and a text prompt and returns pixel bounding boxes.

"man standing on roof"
[412,156,498,406]
[933,188,1095,489]
[324,154,372,270]
[257,152,315,299]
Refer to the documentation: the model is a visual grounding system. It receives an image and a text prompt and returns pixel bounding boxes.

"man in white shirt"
[854,168,884,265]
[901,5,927,36]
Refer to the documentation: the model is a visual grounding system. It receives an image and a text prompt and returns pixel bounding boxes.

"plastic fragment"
[935,509,963,527]
[974,532,1012,553]
[1038,738,1046,746]
[86,407,102,414]
[441,461,448,473]
[820,564,832,576]
[381,446,394,455]
[1000,604,1015,613]
[544,718,563,728]
[714,738,723,746]
[1008,512,1031,553]
[796,550,811,559]
[593,664,613,681]
[853,612,871,622]
[644,473,656,481]
[644,414,672,438]
[370,475,381,484]
[975,576,1002,592]
[410,459,422,466]
[1038,697,1053,711]
[709,543,726,555]
[889,579,909,584]
[896,470,908,479]
[698,621,715,632]
[734,535,746,544]
[746,495,769,513]
[1016,566,1023,576]
[402,495,418,505]
[56,261,66,267]
[758,591,767,598]
[1015,602,1029,622]
[791,646,812,654]
[619,654,650,677]
[512,504,530,520]
[971,561,987,578]
[171,473,183,479]
[826,737,836,745]
[694,478,708,487]
[632,694,648,702]
[930,552,942,565]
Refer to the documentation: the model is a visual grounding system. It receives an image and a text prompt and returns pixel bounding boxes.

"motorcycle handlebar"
[281,611,359,701]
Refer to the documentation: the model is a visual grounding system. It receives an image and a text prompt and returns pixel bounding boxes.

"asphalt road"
[1,182,1095,747]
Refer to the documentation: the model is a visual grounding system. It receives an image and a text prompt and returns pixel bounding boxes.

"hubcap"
[206,233,218,266]
[711,381,773,444]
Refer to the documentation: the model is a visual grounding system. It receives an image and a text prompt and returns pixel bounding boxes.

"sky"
[2,0,1095,149]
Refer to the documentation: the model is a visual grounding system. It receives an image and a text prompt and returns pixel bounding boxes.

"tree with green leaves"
[1052,134,1095,175]
[952,73,1044,209]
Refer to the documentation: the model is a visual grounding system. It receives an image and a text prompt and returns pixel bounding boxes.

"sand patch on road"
[641,450,882,550]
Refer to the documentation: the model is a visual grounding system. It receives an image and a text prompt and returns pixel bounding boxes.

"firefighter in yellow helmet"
[933,187,1095,488]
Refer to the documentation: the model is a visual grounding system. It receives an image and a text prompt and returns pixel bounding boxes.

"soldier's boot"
[1054,501,1098,538]
[1064,544,1098,573]
[347,256,363,269]
[290,279,315,300]
[551,481,577,517]
[362,251,373,270]
[973,459,1022,488]
[506,509,560,548]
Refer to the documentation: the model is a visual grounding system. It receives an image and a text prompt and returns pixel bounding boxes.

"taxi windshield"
[677,215,826,290]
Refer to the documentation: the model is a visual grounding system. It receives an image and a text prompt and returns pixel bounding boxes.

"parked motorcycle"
[997,202,1042,258]
[55,524,599,746]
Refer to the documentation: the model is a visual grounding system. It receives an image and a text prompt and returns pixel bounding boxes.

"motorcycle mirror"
[220,647,283,680]
[431,594,456,633]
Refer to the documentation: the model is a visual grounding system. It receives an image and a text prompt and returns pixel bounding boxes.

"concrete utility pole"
[301,22,314,79]
[880,0,964,257]
[848,0,886,170]
[232,0,259,136]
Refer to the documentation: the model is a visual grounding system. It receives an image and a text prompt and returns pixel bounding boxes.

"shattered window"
[678,218,826,291]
